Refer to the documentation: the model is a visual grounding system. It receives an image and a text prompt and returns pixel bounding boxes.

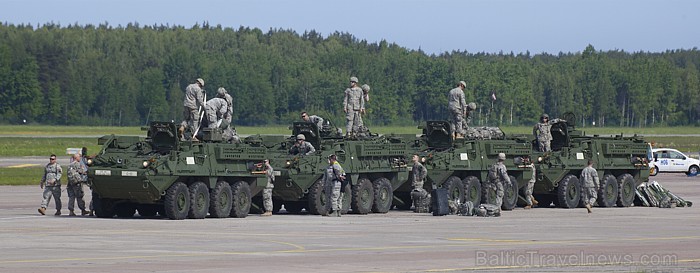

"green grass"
[0,167,44,185]
[0,138,102,157]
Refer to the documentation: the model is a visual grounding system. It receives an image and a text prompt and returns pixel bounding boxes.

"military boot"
[585,204,592,213]
[81,210,90,216]
[89,210,94,216]
[531,197,539,206]
[38,207,46,215]
[261,211,272,216]
[69,210,76,216]
[524,205,532,209]
[54,210,61,216]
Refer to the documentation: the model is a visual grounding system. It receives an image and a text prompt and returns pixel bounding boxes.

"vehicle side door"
[669,150,688,172]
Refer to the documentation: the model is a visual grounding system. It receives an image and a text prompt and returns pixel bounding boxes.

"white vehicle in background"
[650,148,700,176]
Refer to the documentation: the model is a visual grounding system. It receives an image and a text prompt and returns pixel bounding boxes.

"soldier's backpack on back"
[431,188,450,216]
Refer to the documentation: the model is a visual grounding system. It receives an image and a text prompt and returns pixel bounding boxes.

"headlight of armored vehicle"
[537,156,543,163]
[142,160,150,168]
[286,160,291,167]
[87,159,93,166]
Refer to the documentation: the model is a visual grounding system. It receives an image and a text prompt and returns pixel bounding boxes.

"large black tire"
[352,178,374,214]
[137,205,159,218]
[687,165,700,176]
[92,193,115,218]
[164,182,190,220]
[307,179,330,215]
[114,203,136,218]
[209,181,232,218]
[597,174,619,207]
[340,183,352,214]
[371,178,393,213]
[443,176,465,204]
[462,176,482,206]
[188,182,210,219]
[616,174,635,207]
[284,202,305,214]
[557,174,580,208]
[229,181,251,218]
[501,175,518,211]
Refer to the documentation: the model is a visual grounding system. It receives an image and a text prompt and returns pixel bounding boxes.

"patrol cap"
[296,134,305,140]
[361,84,370,93]
[196,78,205,86]
[350,76,358,83]
[459,81,466,87]
[217,87,227,96]
[497,153,506,160]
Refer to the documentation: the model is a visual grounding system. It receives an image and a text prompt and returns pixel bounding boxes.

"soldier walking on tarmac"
[448,81,468,139]
[410,154,429,213]
[38,154,62,216]
[261,159,275,216]
[343,76,365,136]
[324,154,346,217]
[181,78,205,141]
[580,160,600,213]
[67,153,90,216]
[533,113,566,152]
[486,153,509,208]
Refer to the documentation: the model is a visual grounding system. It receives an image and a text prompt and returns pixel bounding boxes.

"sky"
[1,0,698,55]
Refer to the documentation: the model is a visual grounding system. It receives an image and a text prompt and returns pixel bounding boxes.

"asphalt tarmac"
[0,174,698,272]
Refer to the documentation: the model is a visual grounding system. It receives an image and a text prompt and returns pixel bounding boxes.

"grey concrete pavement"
[0,174,699,272]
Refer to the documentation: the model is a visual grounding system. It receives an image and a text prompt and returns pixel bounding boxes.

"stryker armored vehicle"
[394,121,535,211]
[88,122,271,220]
[531,113,651,208]
[264,121,412,215]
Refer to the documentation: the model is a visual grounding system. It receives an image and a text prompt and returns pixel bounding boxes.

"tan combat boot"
[38,207,46,215]
[585,204,592,213]
[81,210,90,216]
[69,210,76,216]
[261,211,272,216]
[531,197,539,206]
[524,205,532,209]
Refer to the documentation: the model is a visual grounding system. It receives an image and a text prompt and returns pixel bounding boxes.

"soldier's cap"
[350,76,358,83]
[296,134,305,140]
[497,153,506,160]
[196,78,205,86]
[459,81,467,88]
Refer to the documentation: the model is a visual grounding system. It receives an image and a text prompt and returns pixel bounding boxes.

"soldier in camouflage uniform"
[533,113,566,152]
[204,97,230,129]
[486,153,509,208]
[410,154,429,212]
[580,160,599,213]
[66,153,90,216]
[216,87,233,125]
[182,78,205,141]
[261,159,275,216]
[324,154,346,217]
[524,163,538,209]
[301,111,325,129]
[38,154,63,216]
[448,81,468,139]
[216,87,239,143]
[289,134,316,156]
[343,76,365,136]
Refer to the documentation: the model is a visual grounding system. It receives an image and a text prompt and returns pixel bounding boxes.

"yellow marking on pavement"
[265,240,306,252]
[447,238,529,243]
[5,164,39,168]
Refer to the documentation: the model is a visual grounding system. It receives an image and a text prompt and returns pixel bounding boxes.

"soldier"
[261,159,275,216]
[301,111,325,129]
[324,154,346,217]
[410,154,429,212]
[533,113,566,152]
[66,153,90,216]
[216,87,233,125]
[215,87,239,143]
[580,160,600,213]
[38,154,62,216]
[448,81,468,139]
[524,163,538,209]
[343,76,365,136]
[204,97,230,129]
[182,78,205,141]
[289,134,316,156]
[361,84,371,102]
[486,153,509,208]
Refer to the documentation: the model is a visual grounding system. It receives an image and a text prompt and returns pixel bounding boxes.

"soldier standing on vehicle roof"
[324,154,346,217]
[261,159,275,216]
[38,154,62,216]
[182,78,205,141]
[216,87,233,124]
[533,113,566,152]
[343,76,365,136]
[410,154,429,212]
[487,153,509,208]
[448,81,468,139]
[580,160,599,213]
[289,134,315,156]
[204,97,230,129]
[66,153,90,216]
[216,87,240,143]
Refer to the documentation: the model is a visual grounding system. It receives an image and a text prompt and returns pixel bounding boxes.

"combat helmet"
[497,153,506,161]
[196,78,205,86]
[296,134,306,140]
[217,87,227,97]
[350,76,358,83]
[361,84,370,93]
[468,102,477,111]
[541,113,549,120]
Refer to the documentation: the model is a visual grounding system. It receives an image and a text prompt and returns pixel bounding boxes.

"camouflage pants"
[206,110,218,129]
[450,108,465,135]
[330,180,343,211]
[41,185,61,210]
[262,188,273,212]
[67,183,86,211]
[183,107,200,137]
[537,139,551,152]
[525,166,536,206]
[485,181,504,207]
[345,109,363,135]
[581,186,597,206]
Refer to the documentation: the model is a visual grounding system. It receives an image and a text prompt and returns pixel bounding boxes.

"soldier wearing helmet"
[324,154,346,217]
[289,134,316,156]
[533,113,566,152]
[448,81,468,139]
[343,76,365,136]
[182,78,205,141]
[216,87,233,124]
[486,152,510,208]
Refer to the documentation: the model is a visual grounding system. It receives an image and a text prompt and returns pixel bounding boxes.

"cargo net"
[464,126,505,140]
[635,181,693,208]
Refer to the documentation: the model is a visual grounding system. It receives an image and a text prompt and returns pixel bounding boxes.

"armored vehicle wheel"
[284,202,304,214]
[557,174,580,208]
[501,175,518,211]
[371,178,393,213]
[164,182,190,220]
[137,205,159,218]
[209,181,232,218]
[616,174,635,207]
[341,183,352,214]
[443,176,465,204]
[352,178,374,214]
[462,176,481,206]
[92,193,115,218]
[114,203,135,218]
[188,182,210,219]
[308,179,331,215]
[597,174,619,207]
[230,181,251,218]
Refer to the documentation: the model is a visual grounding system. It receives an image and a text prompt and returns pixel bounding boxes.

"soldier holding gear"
[39,155,63,216]
[361,84,371,102]
[486,153,509,208]
[533,113,566,152]
[301,111,325,129]
[580,160,600,213]
[289,134,316,156]
[343,76,365,136]
[261,159,275,216]
[204,97,230,129]
[216,87,233,124]
[66,153,90,216]
[324,154,346,217]
[182,78,205,141]
[410,154,429,212]
[448,81,468,139]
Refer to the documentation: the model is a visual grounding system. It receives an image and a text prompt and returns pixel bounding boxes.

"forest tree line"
[1,23,699,127]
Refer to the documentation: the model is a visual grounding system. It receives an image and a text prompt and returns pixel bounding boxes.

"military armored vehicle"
[531,113,651,208]
[394,121,534,211]
[88,122,271,220]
